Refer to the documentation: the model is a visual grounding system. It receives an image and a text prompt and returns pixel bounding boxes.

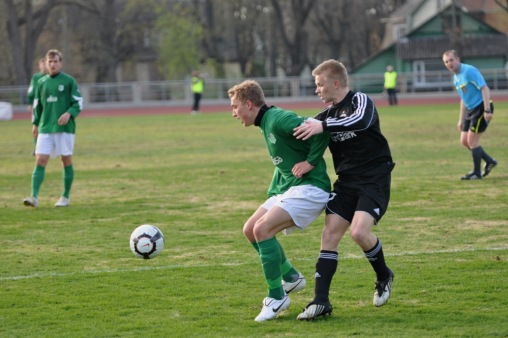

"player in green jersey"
[228,80,331,322]
[27,57,47,156]
[23,49,82,208]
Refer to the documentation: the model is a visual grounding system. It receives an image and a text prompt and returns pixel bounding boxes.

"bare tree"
[270,0,315,76]
[5,0,59,85]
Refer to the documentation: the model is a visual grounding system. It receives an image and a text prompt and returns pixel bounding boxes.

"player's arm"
[323,93,376,133]
[457,100,466,132]
[27,76,36,112]
[294,93,376,140]
[59,79,83,126]
[32,85,41,139]
[291,131,329,178]
[67,79,83,118]
[481,85,492,122]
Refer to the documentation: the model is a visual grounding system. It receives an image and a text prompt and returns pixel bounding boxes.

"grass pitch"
[0,102,507,337]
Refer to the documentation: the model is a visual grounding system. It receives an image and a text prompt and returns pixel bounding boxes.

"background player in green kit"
[27,57,48,156]
[23,49,83,208]
[228,80,331,322]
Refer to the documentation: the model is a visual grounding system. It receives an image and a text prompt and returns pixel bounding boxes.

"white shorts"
[36,133,75,158]
[261,185,329,234]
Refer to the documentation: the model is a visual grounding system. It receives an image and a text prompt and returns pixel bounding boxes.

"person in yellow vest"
[191,71,204,114]
[384,65,398,106]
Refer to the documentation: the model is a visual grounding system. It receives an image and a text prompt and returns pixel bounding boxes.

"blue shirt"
[453,63,487,110]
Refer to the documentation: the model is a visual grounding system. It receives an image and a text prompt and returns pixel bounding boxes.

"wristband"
[484,110,491,113]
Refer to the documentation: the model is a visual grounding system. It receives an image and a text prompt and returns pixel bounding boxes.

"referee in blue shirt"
[442,50,497,180]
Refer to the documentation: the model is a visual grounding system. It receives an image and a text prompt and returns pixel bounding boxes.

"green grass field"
[1,102,507,337]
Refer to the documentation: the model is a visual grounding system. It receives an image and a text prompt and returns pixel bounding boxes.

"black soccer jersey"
[315,91,394,177]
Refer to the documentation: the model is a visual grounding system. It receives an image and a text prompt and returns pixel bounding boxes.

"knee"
[252,222,267,241]
[243,221,255,242]
[349,227,366,245]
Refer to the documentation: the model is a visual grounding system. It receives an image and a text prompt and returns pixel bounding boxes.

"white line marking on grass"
[1,246,506,281]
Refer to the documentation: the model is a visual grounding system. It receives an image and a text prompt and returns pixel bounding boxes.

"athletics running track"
[11,92,508,120]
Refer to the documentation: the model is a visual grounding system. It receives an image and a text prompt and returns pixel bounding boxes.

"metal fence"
[1,69,507,110]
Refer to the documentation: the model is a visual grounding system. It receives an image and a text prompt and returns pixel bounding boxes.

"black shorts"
[326,173,391,224]
[462,101,494,133]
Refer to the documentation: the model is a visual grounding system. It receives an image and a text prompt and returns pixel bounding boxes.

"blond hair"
[45,49,63,61]
[227,80,266,106]
[312,59,349,87]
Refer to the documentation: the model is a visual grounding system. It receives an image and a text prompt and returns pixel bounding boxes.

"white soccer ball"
[130,224,165,259]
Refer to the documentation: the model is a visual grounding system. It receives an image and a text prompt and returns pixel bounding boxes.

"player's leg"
[253,206,293,321]
[467,131,483,178]
[54,133,75,206]
[350,211,394,306]
[467,116,496,178]
[351,175,393,306]
[24,134,52,207]
[296,213,348,320]
[253,205,295,297]
[297,186,354,320]
[254,186,329,321]
[244,201,300,289]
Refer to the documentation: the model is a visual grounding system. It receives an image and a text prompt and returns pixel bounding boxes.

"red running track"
[11,92,507,120]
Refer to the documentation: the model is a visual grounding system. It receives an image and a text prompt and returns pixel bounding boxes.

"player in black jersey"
[293,59,395,320]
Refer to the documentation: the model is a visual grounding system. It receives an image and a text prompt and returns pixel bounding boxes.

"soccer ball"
[130,224,165,259]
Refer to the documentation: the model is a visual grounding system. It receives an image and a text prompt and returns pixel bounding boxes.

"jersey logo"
[47,95,58,103]
[58,85,64,91]
[267,133,276,144]
[331,131,357,142]
[271,156,283,165]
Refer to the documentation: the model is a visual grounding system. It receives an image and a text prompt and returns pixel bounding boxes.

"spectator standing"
[191,71,204,114]
[384,65,398,106]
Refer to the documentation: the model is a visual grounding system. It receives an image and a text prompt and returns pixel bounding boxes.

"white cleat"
[254,295,290,322]
[55,196,70,207]
[296,301,333,320]
[23,196,38,207]
[282,272,306,294]
[373,269,394,307]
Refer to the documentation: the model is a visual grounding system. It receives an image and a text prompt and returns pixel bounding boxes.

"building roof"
[397,35,508,60]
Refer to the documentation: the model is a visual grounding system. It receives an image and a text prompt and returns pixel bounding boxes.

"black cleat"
[296,301,333,320]
[483,160,497,177]
[374,269,394,307]
[461,172,481,180]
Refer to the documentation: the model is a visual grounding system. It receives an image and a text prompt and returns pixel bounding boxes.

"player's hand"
[457,121,463,133]
[58,112,71,126]
[484,111,493,122]
[32,125,38,139]
[292,160,314,178]
[293,121,324,140]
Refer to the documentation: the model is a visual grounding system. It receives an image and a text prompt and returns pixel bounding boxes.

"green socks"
[63,165,74,198]
[31,165,45,197]
[30,164,73,199]
[258,237,285,300]
[251,239,299,284]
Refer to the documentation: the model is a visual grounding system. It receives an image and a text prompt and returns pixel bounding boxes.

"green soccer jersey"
[33,72,82,134]
[27,72,45,105]
[258,106,331,196]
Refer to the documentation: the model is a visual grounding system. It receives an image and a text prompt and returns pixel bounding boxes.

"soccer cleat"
[23,196,38,207]
[460,172,481,180]
[282,272,306,294]
[482,160,497,177]
[373,269,394,307]
[254,295,290,322]
[296,301,333,320]
[55,196,70,207]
